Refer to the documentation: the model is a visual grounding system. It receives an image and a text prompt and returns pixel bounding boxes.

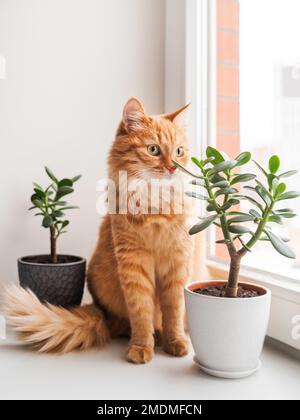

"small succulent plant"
[29,167,81,263]
[174,147,299,297]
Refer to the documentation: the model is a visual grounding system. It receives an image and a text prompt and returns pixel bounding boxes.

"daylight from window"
[239,0,300,279]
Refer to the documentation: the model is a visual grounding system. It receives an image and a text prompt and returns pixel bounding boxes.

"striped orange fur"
[4,98,193,363]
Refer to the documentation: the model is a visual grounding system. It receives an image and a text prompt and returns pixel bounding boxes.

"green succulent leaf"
[243,186,256,192]
[30,194,44,208]
[276,208,293,213]
[207,160,237,176]
[50,201,68,206]
[56,186,74,199]
[275,182,286,198]
[228,198,241,205]
[230,173,256,185]
[255,180,272,199]
[215,188,238,197]
[56,219,69,227]
[191,157,203,169]
[235,195,264,211]
[52,210,65,218]
[42,215,53,228]
[58,206,79,211]
[260,235,290,243]
[216,239,231,244]
[189,214,219,235]
[185,191,207,200]
[202,157,215,166]
[211,180,230,189]
[277,191,300,201]
[45,166,58,184]
[249,209,262,219]
[32,182,44,191]
[265,229,296,259]
[58,178,73,188]
[206,204,216,212]
[228,225,252,235]
[235,152,251,167]
[206,146,225,165]
[32,199,44,208]
[275,212,296,219]
[221,199,240,211]
[253,160,268,177]
[268,215,283,224]
[190,179,205,187]
[227,211,251,216]
[269,155,280,174]
[210,174,226,183]
[255,186,272,206]
[172,160,204,179]
[33,188,45,199]
[72,175,82,183]
[228,214,255,223]
[278,170,298,179]
[267,174,278,191]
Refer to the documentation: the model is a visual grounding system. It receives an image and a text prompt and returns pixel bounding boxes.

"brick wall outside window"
[216,0,240,156]
[216,0,240,259]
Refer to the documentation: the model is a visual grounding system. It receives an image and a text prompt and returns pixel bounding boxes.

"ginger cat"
[4,98,193,364]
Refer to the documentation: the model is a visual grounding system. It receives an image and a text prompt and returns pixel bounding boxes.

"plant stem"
[203,173,240,296]
[220,213,237,256]
[203,176,218,207]
[224,201,275,296]
[50,225,57,263]
[239,201,275,256]
[203,173,237,255]
[226,253,242,297]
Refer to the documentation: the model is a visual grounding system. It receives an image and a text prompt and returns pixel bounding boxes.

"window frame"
[183,0,300,350]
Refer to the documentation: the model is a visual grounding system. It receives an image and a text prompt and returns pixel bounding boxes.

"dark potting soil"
[22,255,81,264]
[194,284,259,298]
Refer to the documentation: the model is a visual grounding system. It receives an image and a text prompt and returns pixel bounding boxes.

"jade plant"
[174,147,299,297]
[29,167,81,263]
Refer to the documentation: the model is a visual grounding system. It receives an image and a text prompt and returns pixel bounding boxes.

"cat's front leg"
[159,265,189,357]
[114,238,155,363]
[119,262,155,363]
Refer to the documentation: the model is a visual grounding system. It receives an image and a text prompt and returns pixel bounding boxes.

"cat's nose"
[166,166,176,174]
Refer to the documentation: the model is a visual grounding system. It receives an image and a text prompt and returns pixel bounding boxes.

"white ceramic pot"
[185,280,271,379]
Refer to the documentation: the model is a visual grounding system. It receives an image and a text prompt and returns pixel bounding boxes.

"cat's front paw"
[127,344,154,364]
[163,337,189,357]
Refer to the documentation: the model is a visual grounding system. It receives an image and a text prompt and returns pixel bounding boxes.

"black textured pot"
[18,255,86,308]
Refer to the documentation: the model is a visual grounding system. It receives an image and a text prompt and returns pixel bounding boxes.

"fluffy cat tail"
[2,286,110,353]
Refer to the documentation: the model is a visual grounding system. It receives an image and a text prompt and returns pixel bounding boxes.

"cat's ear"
[164,103,190,128]
[122,98,146,132]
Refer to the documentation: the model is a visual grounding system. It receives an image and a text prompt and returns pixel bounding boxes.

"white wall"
[165,0,186,111]
[0,0,165,285]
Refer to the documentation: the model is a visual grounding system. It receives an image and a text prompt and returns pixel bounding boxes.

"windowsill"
[0,329,299,400]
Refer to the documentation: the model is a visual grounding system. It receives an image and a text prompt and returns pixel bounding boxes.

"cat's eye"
[147,145,161,156]
[176,147,184,157]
